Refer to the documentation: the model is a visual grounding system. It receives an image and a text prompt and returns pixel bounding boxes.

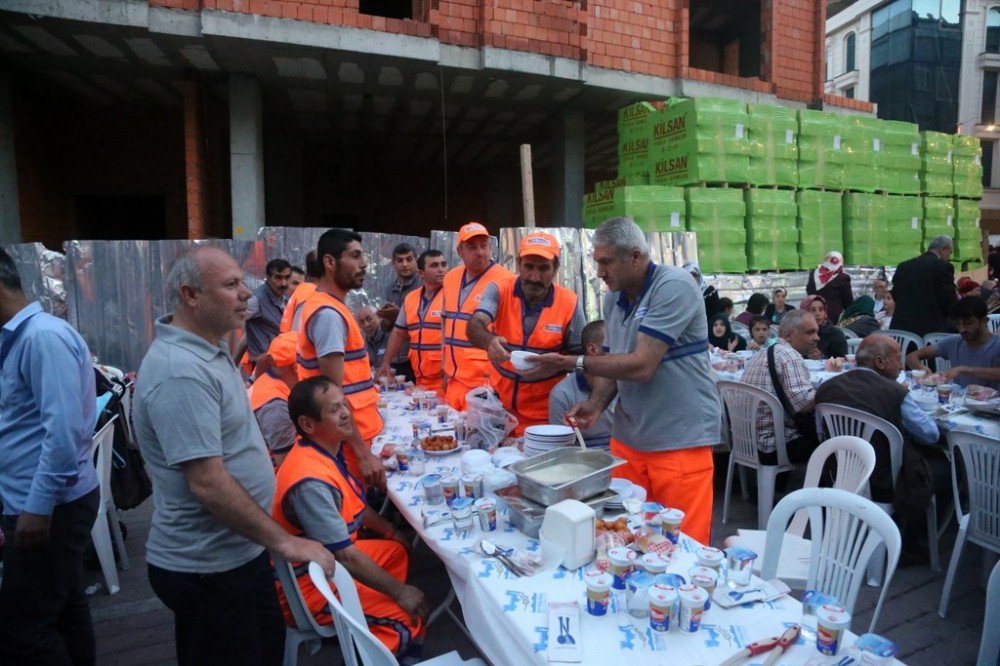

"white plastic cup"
[659,508,684,544]
[649,585,677,632]
[815,604,852,656]
[585,571,613,616]
[607,547,637,591]
[688,566,719,610]
[677,584,708,633]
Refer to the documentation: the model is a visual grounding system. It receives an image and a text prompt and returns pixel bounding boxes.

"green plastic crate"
[648,97,750,185]
[921,131,954,197]
[744,189,798,270]
[843,193,887,265]
[582,185,686,232]
[922,196,955,239]
[685,186,748,273]
[879,120,921,195]
[883,195,923,265]
[747,104,798,188]
[841,115,879,193]
[796,190,844,269]
[798,110,845,190]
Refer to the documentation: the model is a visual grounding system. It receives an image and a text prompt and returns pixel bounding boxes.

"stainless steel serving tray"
[506,448,626,506]
[496,486,616,538]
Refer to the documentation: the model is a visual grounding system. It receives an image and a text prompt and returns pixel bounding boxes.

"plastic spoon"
[480,540,524,576]
[567,417,587,450]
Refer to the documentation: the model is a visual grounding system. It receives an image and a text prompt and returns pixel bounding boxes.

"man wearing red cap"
[467,231,585,434]
[440,223,514,410]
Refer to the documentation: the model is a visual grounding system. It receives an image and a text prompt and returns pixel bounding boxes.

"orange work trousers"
[610,439,715,545]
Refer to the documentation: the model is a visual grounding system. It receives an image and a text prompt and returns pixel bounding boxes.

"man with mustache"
[467,231,585,434]
[532,217,720,544]
[296,229,386,490]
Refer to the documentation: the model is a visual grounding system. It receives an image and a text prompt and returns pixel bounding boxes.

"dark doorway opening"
[688,0,761,78]
[75,195,166,241]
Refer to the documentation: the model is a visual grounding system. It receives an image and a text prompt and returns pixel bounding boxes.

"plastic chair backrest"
[815,403,904,484]
[761,488,901,633]
[988,314,1000,334]
[91,416,118,507]
[871,329,923,365]
[717,380,789,468]
[273,554,336,638]
[786,436,877,537]
[309,561,397,666]
[837,326,859,340]
[947,430,1000,550]
[978,559,1000,666]
[921,333,952,372]
[845,338,862,355]
[731,320,750,337]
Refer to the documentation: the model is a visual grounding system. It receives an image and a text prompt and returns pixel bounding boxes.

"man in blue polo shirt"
[0,247,100,663]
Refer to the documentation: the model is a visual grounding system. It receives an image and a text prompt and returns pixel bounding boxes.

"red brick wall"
[586,0,681,78]
[767,0,825,103]
[822,93,875,113]
[483,0,584,60]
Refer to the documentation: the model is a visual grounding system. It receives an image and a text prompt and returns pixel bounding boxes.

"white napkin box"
[540,500,595,570]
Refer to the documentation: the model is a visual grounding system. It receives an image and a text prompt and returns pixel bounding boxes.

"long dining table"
[374,388,905,665]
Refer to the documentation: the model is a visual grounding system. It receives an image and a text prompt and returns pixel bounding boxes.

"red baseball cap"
[518,231,560,261]
[457,222,489,244]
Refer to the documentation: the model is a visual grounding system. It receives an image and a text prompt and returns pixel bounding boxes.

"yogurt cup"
[659,508,685,544]
[395,449,410,472]
[695,546,725,570]
[461,473,483,500]
[607,547,637,590]
[394,374,406,390]
[677,584,708,633]
[815,604,852,656]
[725,546,758,587]
[584,571,613,616]
[421,474,445,505]
[474,498,497,532]
[688,566,719,610]
[649,583,678,628]
[640,552,668,575]
[440,474,459,506]
[936,384,954,404]
[408,450,426,476]
[648,585,677,632]
[450,497,475,532]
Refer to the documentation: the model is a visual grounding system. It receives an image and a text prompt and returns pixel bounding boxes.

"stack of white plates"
[605,478,647,511]
[522,424,576,456]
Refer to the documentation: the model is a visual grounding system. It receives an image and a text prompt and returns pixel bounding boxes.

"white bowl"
[510,350,539,372]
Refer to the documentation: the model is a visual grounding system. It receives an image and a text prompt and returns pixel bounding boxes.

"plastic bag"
[464,385,517,450]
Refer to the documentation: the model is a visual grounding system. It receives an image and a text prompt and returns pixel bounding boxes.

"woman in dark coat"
[800,294,848,359]
[838,295,880,337]
[806,251,853,325]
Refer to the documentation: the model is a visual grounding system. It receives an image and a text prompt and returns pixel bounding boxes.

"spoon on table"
[480,540,524,576]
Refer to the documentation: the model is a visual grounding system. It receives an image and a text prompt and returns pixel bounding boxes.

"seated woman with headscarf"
[806,251,853,325]
[837,295,880,337]
[800,294,848,359]
[708,312,746,352]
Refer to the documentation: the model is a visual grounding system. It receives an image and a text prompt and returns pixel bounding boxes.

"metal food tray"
[506,448,626,507]
[496,486,616,539]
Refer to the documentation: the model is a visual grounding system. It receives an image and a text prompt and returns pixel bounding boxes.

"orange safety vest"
[403,285,443,385]
[248,370,291,412]
[280,282,318,333]
[489,278,578,427]
[441,262,513,388]
[273,440,367,626]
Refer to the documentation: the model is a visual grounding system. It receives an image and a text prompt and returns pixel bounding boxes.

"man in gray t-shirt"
[134,247,334,666]
[548,320,613,448]
[533,217,720,544]
[907,296,1000,390]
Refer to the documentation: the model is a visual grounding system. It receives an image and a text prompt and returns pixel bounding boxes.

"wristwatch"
[573,355,586,375]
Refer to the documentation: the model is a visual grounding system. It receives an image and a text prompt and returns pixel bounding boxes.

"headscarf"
[800,294,829,327]
[814,251,844,287]
[957,276,981,298]
[683,261,708,292]
[708,313,745,351]
[839,295,875,321]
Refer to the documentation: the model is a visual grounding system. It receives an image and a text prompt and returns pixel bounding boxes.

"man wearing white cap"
[439,222,514,410]
[467,231,586,434]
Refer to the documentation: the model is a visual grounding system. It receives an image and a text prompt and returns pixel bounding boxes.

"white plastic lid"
[585,571,613,590]
[678,583,708,606]
[688,566,719,584]
[817,603,852,629]
[696,547,725,565]
[659,508,685,523]
[641,553,668,572]
[649,587,677,607]
[650,583,678,600]
[607,547,637,565]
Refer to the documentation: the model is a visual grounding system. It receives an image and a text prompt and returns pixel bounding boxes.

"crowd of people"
[1,220,998,665]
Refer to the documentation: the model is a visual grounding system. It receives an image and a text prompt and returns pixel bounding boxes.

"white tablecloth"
[376,390,898,665]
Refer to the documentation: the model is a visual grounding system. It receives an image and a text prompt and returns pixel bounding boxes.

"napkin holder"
[540,500,595,570]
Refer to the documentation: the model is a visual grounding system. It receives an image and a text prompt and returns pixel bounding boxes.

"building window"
[845,33,856,72]
[845,86,856,99]
[983,140,995,188]
[983,71,999,125]
[988,7,1000,54]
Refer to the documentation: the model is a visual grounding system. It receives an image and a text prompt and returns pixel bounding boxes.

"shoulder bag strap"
[766,344,796,416]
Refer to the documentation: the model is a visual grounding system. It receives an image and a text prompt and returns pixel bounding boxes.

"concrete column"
[551,108,585,228]
[0,74,21,244]
[229,74,265,240]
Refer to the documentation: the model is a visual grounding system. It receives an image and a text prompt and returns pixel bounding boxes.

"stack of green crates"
[843,193,887,265]
[616,102,660,182]
[922,196,954,248]
[883,195,923,265]
[953,197,983,264]
[796,190,843,269]
[648,97,750,186]
[842,115,879,192]
[879,121,921,195]
[582,185,685,232]
[798,110,845,190]
[921,131,954,197]
[685,187,747,273]
[953,135,984,200]
[744,189,799,270]
[747,104,798,188]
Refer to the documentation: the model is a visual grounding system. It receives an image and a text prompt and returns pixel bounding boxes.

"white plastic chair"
[273,554,338,665]
[90,416,126,595]
[872,329,923,365]
[731,320,750,337]
[307,562,486,666]
[761,488,901,633]
[718,381,793,530]
[837,326,859,340]
[939,431,1000,618]
[815,403,946,574]
[724,436,877,586]
[988,313,1000,334]
[921,333,952,373]
[978,559,1000,665]
[846,337,862,356]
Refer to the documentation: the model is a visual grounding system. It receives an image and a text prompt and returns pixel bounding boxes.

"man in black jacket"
[891,236,956,337]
